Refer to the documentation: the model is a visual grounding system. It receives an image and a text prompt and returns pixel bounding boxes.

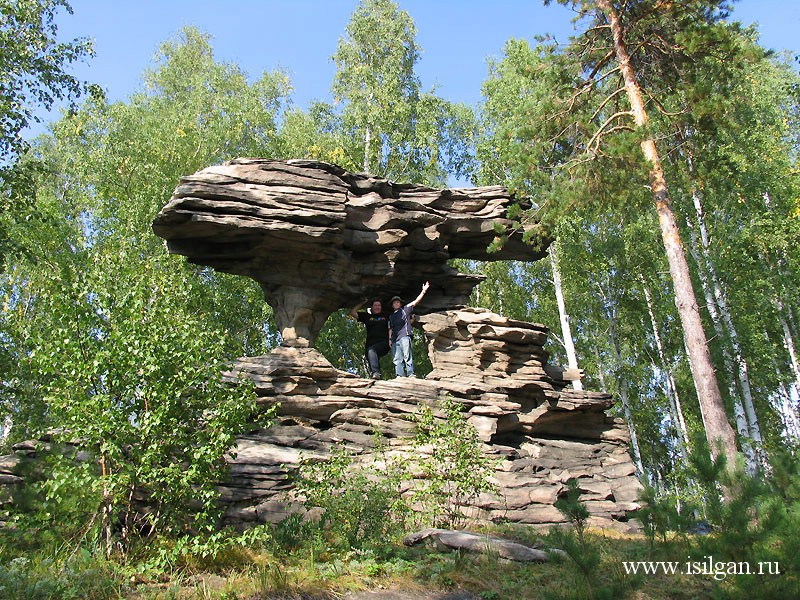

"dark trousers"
[366,341,390,376]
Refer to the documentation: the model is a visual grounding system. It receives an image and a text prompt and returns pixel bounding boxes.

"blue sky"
[29,0,800,137]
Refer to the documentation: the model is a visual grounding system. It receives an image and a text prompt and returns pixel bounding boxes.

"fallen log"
[403,528,566,562]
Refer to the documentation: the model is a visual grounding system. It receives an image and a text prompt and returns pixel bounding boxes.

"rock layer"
[152,159,546,345]
[150,159,640,529]
[219,308,641,530]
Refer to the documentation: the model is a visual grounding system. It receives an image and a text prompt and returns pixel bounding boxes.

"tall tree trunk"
[549,242,583,390]
[685,223,758,473]
[100,454,114,558]
[772,361,800,442]
[605,296,645,477]
[762,191,800,398]
[778,300,800,394]
[690,190,764,458]
[598,0,737,463]
[592,337,608,391]
[641,280,690,453]
[363,124,372,173]
[0,415,11,443]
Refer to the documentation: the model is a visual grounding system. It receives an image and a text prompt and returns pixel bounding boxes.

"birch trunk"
[0,415,11,443]
[778,301,800,392]
[363,124,372,173]
[101,455,114,558]
[691,191,764,455]
[763,191,800,397]
[773,363,800,442]
[606,300,645,477]
[549,242,583,391]
[686,224,757,473]
[641,281,690,452]
[592,338,608,391]
[598,0,737,463]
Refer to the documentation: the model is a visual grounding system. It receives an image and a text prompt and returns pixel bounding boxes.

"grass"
[1,523,794,599]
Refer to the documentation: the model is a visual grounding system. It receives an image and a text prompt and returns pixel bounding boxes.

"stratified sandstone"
[153,158,546,345]
[153,159,640,529]
[219,308,641,530]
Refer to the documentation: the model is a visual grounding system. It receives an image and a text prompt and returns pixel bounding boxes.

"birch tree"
[0,0,94,166]
[331,0,474,184]
[549,240,583,390]
[0,27,295,549]
[662,43,800,457]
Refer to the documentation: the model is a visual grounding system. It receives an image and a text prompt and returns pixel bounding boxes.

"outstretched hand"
[409,281,431,307]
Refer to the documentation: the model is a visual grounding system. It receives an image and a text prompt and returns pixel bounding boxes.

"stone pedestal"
[219,308,641,530]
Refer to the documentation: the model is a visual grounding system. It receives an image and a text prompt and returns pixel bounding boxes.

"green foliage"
[0,0,95,166]
[331,0,475,183]
[636,481,685,553]
[477,0,800,492]
[0,26,289,556]
[4,449,104,551]
[554,478,590,544]
[0,550,121,600]
[633,441,800,598]
[4,237,268,550]
[411,397,498,528]
[550,479,637,600]
[689,445,800,597]
[291,397,498,556]
[270,511,324,558]
[0,0,97,264]
[316,310,371,375]
[138,524,272,574]
[293,444,409,555]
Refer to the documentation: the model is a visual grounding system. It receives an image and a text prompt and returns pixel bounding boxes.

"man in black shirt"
[349,298,390,379]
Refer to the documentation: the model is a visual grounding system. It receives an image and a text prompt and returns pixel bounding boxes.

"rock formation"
[218,308,640,529]
[152,158,546,346]
[151,158,641,529]
[0,159,642,531]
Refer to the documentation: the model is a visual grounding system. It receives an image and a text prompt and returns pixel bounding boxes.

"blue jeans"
[393,335,414,377]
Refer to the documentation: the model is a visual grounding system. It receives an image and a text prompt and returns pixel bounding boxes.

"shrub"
[411,396,499,528]
[0,551,121,600]
[293,443,410,555]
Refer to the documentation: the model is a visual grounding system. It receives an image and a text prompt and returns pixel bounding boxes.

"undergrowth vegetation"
[2,402,799,599]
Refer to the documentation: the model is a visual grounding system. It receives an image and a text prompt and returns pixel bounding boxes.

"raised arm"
[407,281,430,308]
[349,299,366,320]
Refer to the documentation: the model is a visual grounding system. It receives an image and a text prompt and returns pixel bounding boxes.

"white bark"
[0,415,11,443]
[549,242,582,391]
[763,191,800,402]
[641,281,689,452]
[363,124,372,173]
[778,301,800,391]
[686,218,758,473]
[772,364,800,442]
[691,192,764,452]
[606,301,645,477]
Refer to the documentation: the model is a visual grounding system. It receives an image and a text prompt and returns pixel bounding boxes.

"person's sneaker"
[371,373,381,380]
